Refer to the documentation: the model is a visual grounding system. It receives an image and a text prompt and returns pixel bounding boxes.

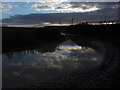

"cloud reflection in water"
[2,40,104,88]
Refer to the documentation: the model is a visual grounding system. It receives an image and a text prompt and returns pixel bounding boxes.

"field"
[2,27,65,47]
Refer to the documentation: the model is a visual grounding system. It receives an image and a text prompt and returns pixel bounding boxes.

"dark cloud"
[37,5,51,9]
[69,2,118,9]
[56,6,64,9]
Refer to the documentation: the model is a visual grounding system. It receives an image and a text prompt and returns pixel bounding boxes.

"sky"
[0,0,119,27]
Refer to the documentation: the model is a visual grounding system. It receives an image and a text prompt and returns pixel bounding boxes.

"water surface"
[3,37,107,88]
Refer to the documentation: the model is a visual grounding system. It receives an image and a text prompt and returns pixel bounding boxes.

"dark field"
[66,24,120,44]
[2,26,65,47]
[3,24,120,46]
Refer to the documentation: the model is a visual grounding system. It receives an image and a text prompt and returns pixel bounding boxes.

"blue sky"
[1,1,119,27]
[1,2,46,19]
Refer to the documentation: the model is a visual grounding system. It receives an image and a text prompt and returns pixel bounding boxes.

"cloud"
[1,0,120,2]
[1,4,12,13]
[31,2,118,13]
[31,1,69,11]
[2,2,118,27]
[31,4,55,11]
[0,9,11,14]
[68,2,118,11]
[56,3,100,13]
[36,0,68,3]
[1,3,18,13]
[2,3,13,9]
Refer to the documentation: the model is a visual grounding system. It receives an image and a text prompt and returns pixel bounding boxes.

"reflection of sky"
[3,40,104,70]
[2,40,104,88]
[3,45,103,70]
